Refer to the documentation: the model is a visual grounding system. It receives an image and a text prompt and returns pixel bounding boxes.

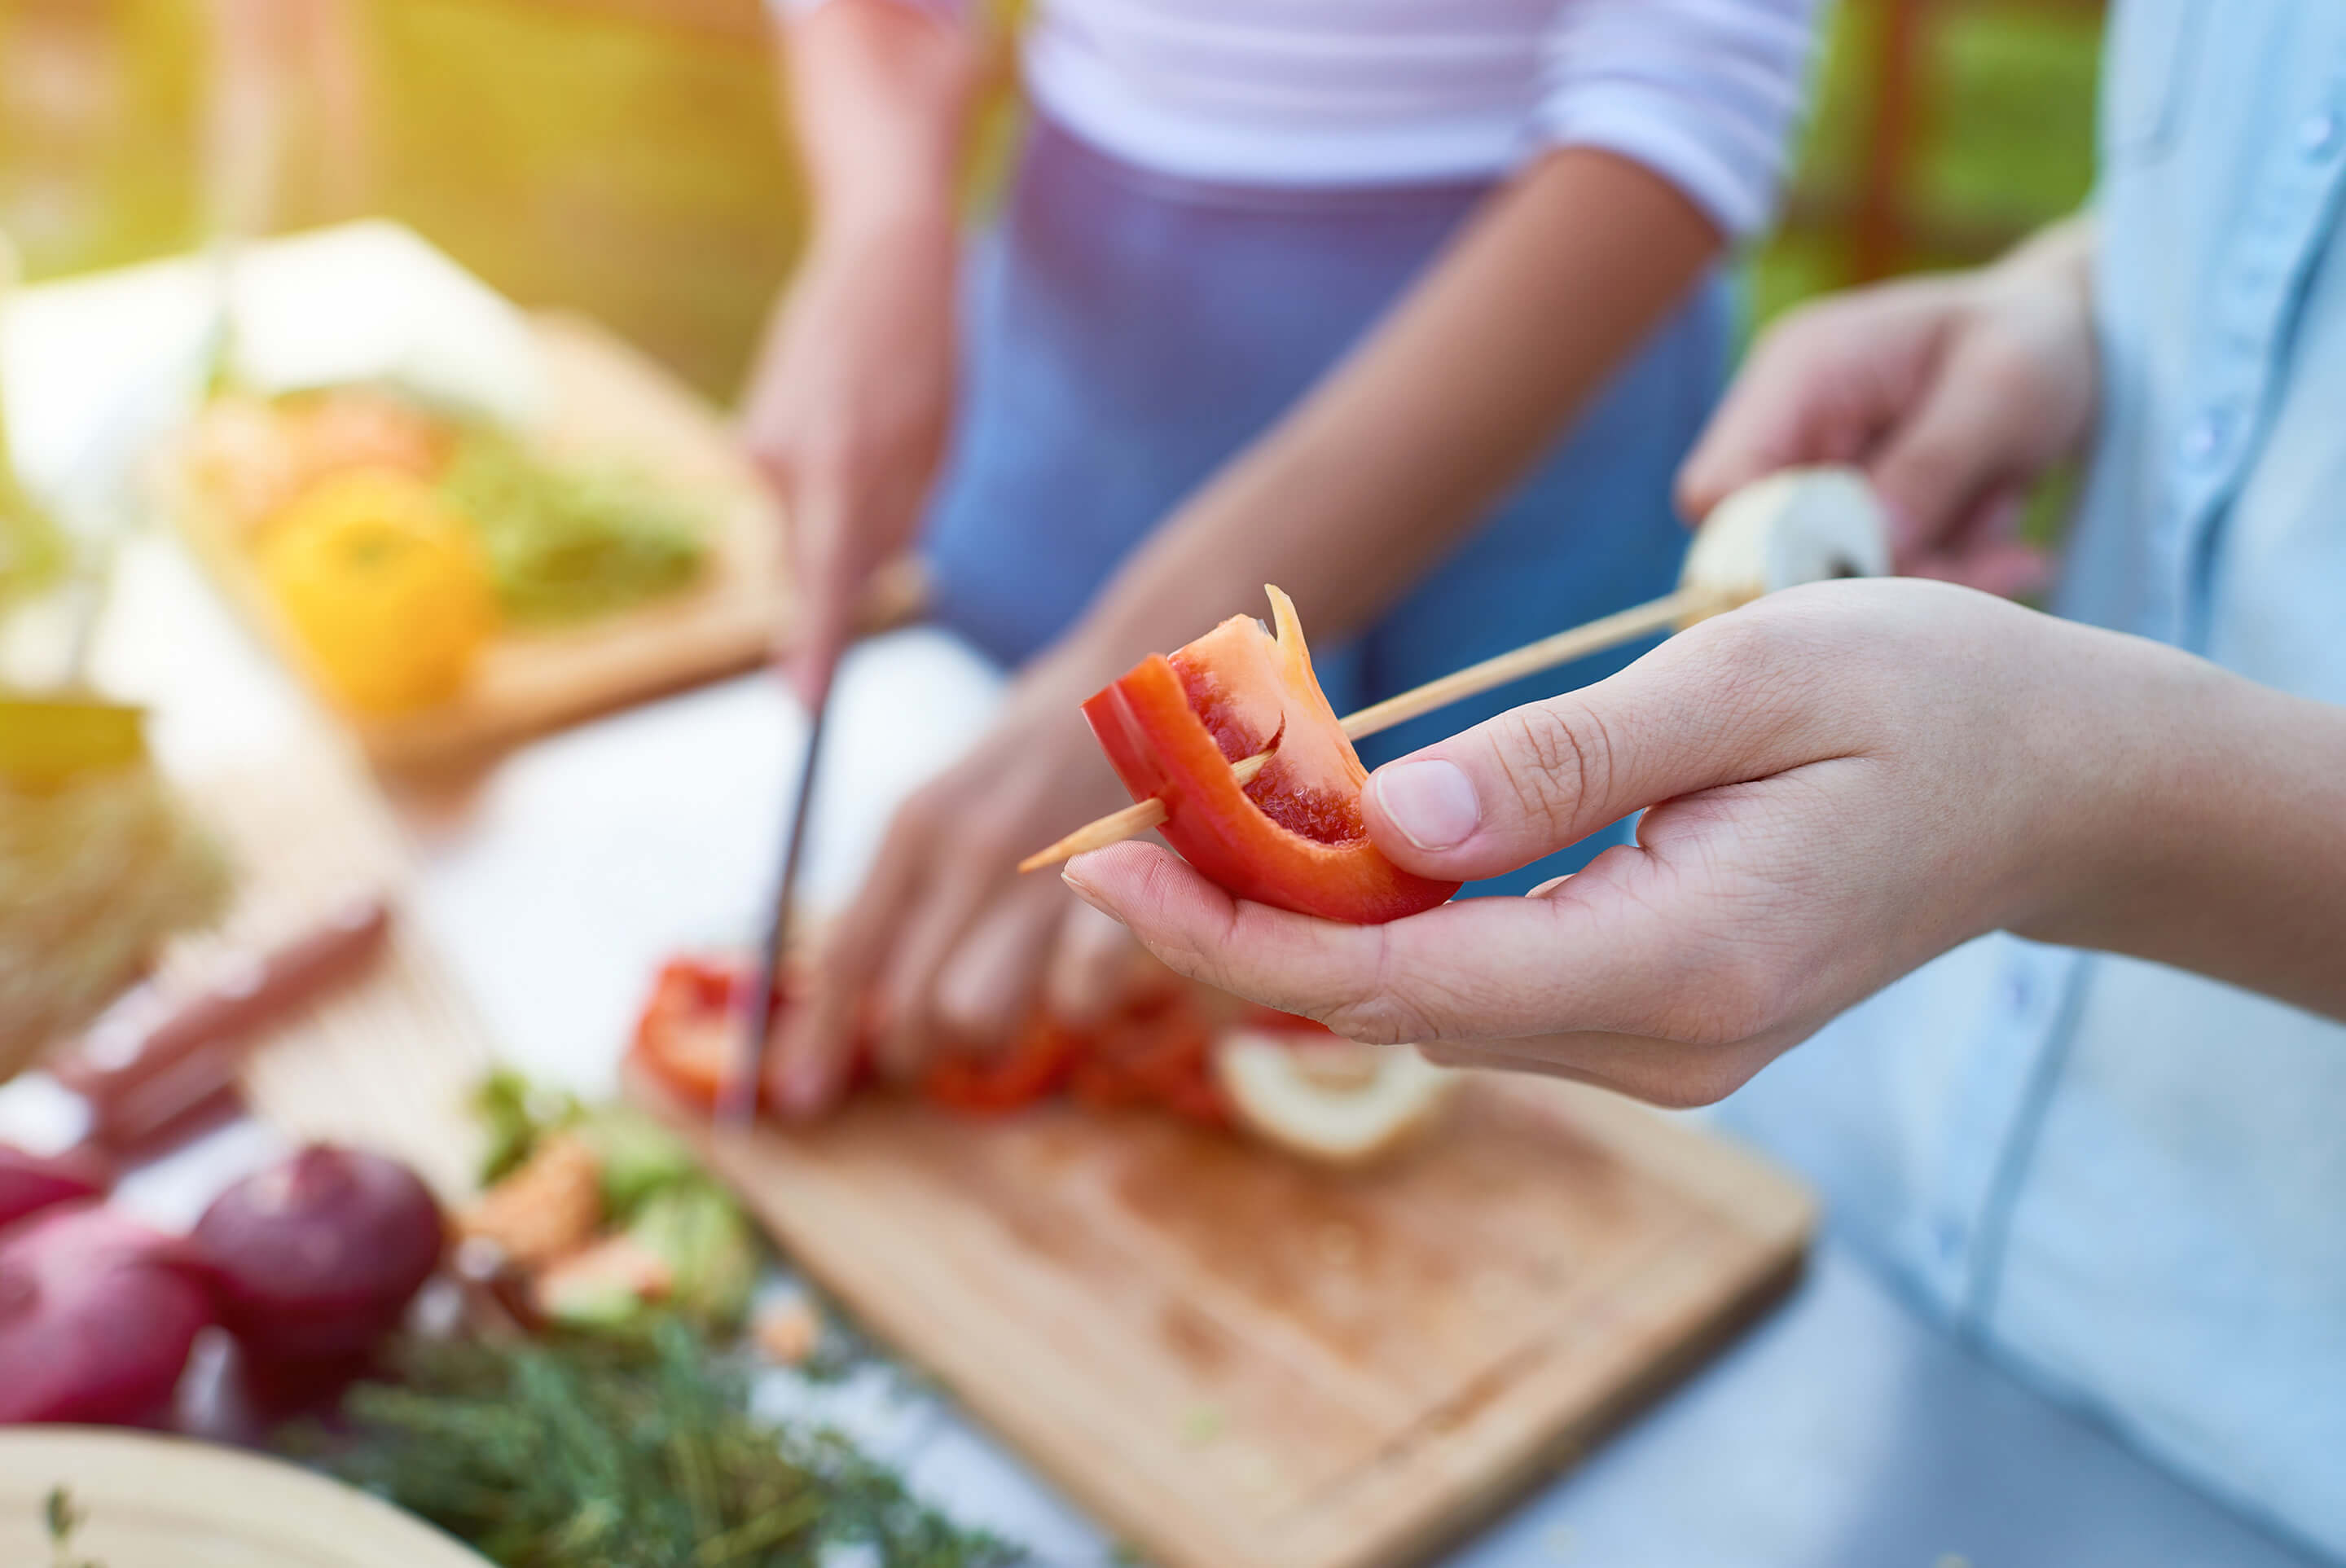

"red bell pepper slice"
[629,955,1210,1122]
[629,956,755,1111]
[920,1014,1082,1114]
[1068,992,1228,1127]
[1080,586,1461,924]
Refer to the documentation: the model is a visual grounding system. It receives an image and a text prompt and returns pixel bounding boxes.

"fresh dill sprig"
[285,1321,1021,1568]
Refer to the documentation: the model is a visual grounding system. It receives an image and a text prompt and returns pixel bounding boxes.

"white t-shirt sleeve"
[1535,0,1821,239]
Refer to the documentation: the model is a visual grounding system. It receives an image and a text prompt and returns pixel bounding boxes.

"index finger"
[769,785,941,1116]
[1060,840,1713,1049]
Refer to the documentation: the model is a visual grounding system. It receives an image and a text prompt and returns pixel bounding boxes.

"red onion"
[0,1201,214,1425]
[191,1144,443,1362]
[0,1144,111,1234]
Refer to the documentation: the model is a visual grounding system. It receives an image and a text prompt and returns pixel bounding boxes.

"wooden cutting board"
[637,1061,1812,1568]
[167,312,917,774]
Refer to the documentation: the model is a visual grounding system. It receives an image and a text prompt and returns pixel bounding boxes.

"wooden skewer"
[1019,587,1718,873]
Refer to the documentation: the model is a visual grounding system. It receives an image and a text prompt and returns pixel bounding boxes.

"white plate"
[0,1426,491,1568]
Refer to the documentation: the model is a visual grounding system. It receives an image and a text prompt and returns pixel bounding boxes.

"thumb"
[1361,613,1845,881]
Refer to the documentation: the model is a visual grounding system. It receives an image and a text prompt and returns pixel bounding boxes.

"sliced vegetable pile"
[1082,586,1460,924]
[627,955,1461,1163]
[459,1073,760,1333]
[628,955,1230,1127]
[439,428,706,627]
[181,386,712,716]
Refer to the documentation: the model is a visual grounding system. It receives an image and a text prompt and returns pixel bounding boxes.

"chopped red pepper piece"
[1081,586,1461,924]
[628,955,1226,1124]
[920,1014,1082,1114]
[630,957,753,1111]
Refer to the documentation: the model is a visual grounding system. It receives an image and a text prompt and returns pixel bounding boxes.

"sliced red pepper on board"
[920,1014,1082,1115]
[628,955,1225,1123]
[629,957,756,1111]
[1080,586,1461,925]
[1068,993,1228,1127]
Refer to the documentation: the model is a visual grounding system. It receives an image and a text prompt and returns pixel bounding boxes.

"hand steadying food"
[1064,578,2346,1105]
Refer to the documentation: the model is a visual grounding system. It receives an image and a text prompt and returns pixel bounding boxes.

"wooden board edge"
[1519,1082,1818,1250]
[629,1068,1816,1568]
[1294,1232,1810,1568]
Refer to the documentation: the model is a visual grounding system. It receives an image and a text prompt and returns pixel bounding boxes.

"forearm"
[1059,147,1721,676]
[778,0,977,244]
[2022,633,2346,1021]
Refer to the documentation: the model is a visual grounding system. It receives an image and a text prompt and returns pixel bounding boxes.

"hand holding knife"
[726,671,833,1127]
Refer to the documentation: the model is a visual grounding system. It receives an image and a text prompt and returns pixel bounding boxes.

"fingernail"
[1370,759,1480,851]
[1061,865,1117,920]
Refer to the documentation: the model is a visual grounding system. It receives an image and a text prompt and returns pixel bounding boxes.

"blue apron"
[922,115,1727,894]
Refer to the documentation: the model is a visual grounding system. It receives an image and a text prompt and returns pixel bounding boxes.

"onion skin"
[192,1144,444,1363]
[0,1144,112,1234]
[0,1201,214,1426]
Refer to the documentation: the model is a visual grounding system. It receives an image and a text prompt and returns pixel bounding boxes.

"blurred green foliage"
[1747,0,2102,327]
[2,0,2102,398]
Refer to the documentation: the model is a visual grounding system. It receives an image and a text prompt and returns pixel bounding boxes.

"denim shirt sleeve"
[1719,5,2346,1560]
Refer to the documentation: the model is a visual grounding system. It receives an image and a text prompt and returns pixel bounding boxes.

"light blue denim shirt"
[1718,2,2346,1557]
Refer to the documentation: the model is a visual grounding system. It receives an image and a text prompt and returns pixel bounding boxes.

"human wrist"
[1997,627,2233,951]
[806,189,960,266]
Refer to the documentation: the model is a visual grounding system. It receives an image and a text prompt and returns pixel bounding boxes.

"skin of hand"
[766,646,1153,1114]
[769,144,1725,1114]
[1060,580,2346,1108]
[1676,217,2100,596]
[740,0,975,705]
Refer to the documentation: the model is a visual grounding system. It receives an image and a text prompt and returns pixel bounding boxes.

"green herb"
[43,1487,99,1568]
[288,1322,1021,1568]
[438,430,706,626]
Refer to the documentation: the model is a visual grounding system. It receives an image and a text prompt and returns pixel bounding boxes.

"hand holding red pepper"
[1063,581,2346,1105]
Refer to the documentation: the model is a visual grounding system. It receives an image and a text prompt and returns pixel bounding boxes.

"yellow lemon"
[259,469,498,715]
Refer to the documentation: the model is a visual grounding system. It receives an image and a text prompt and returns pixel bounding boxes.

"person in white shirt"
[742,0,1820,1111]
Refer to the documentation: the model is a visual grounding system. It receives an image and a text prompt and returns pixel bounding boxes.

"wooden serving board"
[169,312,922,774]
[637,1064,1812,1568]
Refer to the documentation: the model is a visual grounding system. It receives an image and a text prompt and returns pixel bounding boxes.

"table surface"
[91,561,2315,1568]
[5,244,2322,1568]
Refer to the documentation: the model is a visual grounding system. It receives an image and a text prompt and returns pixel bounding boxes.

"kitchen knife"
[725,681,831,1127]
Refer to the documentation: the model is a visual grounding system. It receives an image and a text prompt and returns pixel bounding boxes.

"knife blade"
[726,684,832,1127]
